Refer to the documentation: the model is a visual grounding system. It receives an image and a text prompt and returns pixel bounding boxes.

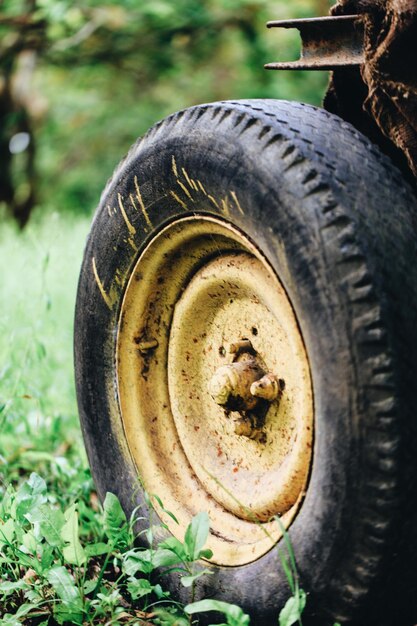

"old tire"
[74,99,417,625]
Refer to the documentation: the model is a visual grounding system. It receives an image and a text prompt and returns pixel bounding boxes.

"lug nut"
[209,360,282,411]
[208,360,262,410]
[250,374,281,401]
[208,338,284,439]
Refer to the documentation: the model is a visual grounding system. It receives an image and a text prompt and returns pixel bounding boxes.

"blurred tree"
[0,2,46,226]
[0,0,329,226]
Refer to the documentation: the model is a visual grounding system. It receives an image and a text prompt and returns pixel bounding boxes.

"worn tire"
[74,99,417,625]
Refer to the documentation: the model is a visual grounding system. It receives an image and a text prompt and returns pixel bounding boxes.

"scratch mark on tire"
[118,193,136,236]
[230,191,244,215]
[134,176,153,230]
[92,257,116,310]
[170,190,188,210]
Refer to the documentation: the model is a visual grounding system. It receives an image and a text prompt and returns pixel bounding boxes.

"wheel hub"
[116,215,313,565]
[208,340,283,440]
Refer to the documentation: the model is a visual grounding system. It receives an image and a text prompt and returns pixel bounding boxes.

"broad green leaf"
[22,529,38,553]
[278,590,307,626]
[0,604,38,626]
[122,551,154,576]
[152,547,186,568]
[40,543,55,571]
[13,549,38,570]
[15,603,39,618]
[82,579,98,595]
[14,474,47,521]
[0,614,21,626]
[103,492,129,546]
[53,605,84,626]
[95,588,122,607]
[127,577,153,600]
[0,580,28,596]
[47,565,82,605]
[123,542,188,572]
[153,608,189,626]
[180,568,212,588]
[152,583,166,599]
[184,511,210,561]
[199,548,214,560]
[185,599,250,626]
[0,518,15,547]
[61,504,86,565]
[84,541,111,557]
[26,504,65,547]
[159,536,188,562]
[26,473,47,496]
[24,587,44,604]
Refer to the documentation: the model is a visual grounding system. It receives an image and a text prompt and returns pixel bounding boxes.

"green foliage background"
[0,0,330,221]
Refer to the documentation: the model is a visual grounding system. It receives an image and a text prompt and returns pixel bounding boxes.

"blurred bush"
[0,0,331,225]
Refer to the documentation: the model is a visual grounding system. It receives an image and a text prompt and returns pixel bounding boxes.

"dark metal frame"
[265,15,364,71]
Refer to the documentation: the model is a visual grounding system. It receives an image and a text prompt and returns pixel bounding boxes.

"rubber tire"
[74,99,417,626]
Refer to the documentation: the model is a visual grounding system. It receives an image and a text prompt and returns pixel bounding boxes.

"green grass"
[0,214,331,626]
[0,213,89,476]
[0,213,89,488]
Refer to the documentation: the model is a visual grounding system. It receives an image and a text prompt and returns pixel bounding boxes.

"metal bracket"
[265,14,365,71]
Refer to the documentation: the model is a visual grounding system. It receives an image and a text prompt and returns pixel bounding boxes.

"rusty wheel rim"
[117,215,313,565]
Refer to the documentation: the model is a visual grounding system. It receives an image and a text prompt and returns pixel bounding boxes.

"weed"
[0,473,216,624]
[274,516,306,626]
[186,599,250,626]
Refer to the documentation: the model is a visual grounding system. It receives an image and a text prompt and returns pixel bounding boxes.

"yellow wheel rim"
[117,215,313,566]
